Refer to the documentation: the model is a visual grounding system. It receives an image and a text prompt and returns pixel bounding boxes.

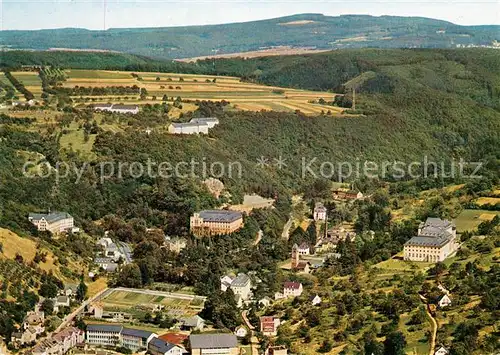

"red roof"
[284,281,301,289]
[158,332,188,346]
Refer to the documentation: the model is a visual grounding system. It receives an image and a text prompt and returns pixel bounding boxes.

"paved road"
[53,287,110,334]
[241,310,259,355]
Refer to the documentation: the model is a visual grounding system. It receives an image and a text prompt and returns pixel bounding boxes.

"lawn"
[59,122,97,160]
[453,209,500,232]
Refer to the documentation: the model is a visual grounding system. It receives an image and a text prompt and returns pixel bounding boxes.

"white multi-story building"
[404,218,459,262]
[148,337,185,355]
[221,273,252,306]
[86,324,158,351]
[28,212,74,234]
[168,117,219,135]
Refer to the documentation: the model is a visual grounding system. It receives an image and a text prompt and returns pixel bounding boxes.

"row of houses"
[30,327,84,355]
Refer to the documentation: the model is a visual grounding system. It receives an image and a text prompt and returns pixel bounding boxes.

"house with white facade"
[168,117,219,135]
[234,325,248,338]
[148,337,185,355]
[438,294,452,308]
[313,202,327,221]
[311,295,322,306]
[435,346,449,355]
[283,281,303,298]
[221,273,252,306]
[93,104,139,114]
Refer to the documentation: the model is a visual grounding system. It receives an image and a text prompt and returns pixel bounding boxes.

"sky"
[1,0,499,31]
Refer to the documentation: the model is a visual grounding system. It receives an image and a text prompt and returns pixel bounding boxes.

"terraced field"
[64,69,343,115]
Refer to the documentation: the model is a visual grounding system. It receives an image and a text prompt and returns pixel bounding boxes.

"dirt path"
[281,218,293,239]
[419,295,437,355]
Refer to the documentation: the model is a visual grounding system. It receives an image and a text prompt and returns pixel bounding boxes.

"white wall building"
[28,212,74,234]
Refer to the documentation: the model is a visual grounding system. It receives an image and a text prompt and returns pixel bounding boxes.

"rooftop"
[284,281,301,290]
[405,235,450,247]
[121,327,155,339]
[231,273,250,288]
[86,324,123,333]
[149,338,178,353]
[198,210,243,223]
[112,104,138,110]
[29,211,72,224]
[189,334,237,349]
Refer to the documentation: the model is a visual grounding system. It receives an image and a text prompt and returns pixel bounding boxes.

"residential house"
[234,326,248,338]
[62,283,78,298]
[11,328,37,347]
[311,295,322,306]
[313,202,327,221]
[260,316,281,336]
[229,273,252,302]
[435,346,449,355]
[403,218,459,262]
[158,333,188,348]
[148,337,185,355]
[52,327,85,354]
[189,334,238,355]
[94,257,118,272]
[28,212,74,234]
[283,281,303,298]
[179,315,205,331]
[190,210,243,237]
[52,295,70,313]
[438,294,452,308]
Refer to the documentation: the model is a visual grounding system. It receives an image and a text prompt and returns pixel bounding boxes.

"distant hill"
[1,14,499,59]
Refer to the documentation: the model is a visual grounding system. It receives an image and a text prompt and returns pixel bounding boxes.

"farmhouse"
[168,117,219,135]
[313,202,327,221]
[403,218,459,262]
[93,103,139,114]
[28,212,74,234]
[190,210,243,236]
[260,316,281,336]
[189,334,238,355]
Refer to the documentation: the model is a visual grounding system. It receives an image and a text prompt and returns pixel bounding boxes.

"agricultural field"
[101,289,205,318]
[63,69,344,115]
[453,209,500,232]
[10,71,43,99]
[475,197,500,206]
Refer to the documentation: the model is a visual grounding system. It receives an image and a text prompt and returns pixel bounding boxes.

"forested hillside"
[1,14,499,59]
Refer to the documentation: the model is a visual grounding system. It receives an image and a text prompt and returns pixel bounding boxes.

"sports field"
[63,69,343,115]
